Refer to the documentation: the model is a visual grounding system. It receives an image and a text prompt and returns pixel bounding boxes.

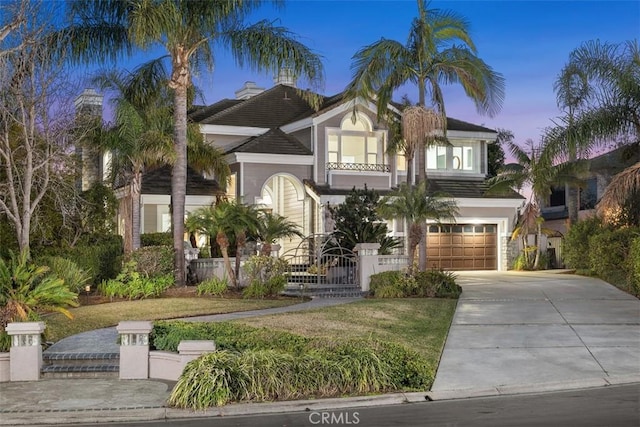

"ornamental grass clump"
[162,321,433,409]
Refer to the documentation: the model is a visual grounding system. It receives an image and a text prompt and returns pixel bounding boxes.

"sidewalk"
[1,274,638,425]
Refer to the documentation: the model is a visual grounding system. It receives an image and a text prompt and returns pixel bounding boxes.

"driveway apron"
[431,271,640,392]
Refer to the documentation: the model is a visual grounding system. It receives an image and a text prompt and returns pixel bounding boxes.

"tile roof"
[426,178,523,199]
[228,128,312,156]
[195,85,328,128]
[140,165,222,195]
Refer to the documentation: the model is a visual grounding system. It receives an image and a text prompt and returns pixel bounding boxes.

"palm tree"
[597,162,640,226]
[92,62,229,254]
[64,0,324,285]
[256,212,303,256]
[553,62,590,227]
[345,0,504,184]
[0,250,78,328]
[378,182,457,273]
[186,201,260,288]
[487,138,582,268]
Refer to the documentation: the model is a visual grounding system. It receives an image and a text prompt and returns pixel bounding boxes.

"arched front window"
[326,113,387,171]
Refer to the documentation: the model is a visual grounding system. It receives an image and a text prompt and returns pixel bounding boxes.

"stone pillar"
[354,243,380,293]
[6,322,46,381]
[270,244,281,258]
[178,340,216,370]
[117,321,153,380]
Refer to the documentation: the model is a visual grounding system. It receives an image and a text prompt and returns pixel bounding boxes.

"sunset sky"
[90,0,639,146]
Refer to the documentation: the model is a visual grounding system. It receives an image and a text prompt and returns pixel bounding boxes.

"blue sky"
[92,0,639,145]
[198,0,639,144]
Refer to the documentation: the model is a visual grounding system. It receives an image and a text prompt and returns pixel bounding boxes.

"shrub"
[37,234,123,284]
[37,256,91,293]
[167,333,431,409]
[128,246,174,278]
[588,227,639,286]
[241,256,288,298]
[629,237,640,297]
[563,217,603,269]
[98,260,173,300]
[196,276,229,296]
[369,269,460,298]
[414,270,461,298]
[141,232,173,247]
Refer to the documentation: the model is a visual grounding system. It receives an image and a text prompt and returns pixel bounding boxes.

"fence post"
[6,322,46,381]
[117,321,153,379]
[354,243,380,293]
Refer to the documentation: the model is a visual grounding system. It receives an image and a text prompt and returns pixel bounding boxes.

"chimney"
[235,81,265,99]
[74,89,104,191]
[274,69,297,87]
[74,88,103,117]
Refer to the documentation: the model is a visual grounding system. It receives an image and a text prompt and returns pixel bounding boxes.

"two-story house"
[94,76,524,271]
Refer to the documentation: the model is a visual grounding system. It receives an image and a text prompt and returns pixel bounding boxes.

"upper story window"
[327,114,386,170]
[426,141,480,173]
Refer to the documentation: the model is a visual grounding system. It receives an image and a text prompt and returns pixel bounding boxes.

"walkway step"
[42,352,119,379]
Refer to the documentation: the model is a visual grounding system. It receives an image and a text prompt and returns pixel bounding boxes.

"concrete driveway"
[430,271,640,397]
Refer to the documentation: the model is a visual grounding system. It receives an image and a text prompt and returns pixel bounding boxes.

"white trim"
[240,162,244,199]
[226,153,314,165]
[455,197,524,208]
[447,130,497,140]
[280,117,313,134]
[141,194,216,206]
[199,124,268,136]
[313,126,318,183]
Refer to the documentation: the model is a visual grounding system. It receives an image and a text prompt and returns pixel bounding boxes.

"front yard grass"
[44,298,299,343]
[236,298,458,364]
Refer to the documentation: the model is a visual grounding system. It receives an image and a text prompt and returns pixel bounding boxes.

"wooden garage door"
[427,224,497,270]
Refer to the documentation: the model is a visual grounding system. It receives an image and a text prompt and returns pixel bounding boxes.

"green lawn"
[236,298,458,362]
[44,298,299,343]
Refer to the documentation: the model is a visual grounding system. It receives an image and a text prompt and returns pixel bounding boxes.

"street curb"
[2,378,638,425]
[426,375,640,401]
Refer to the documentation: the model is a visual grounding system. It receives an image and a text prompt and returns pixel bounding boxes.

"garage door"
[426,224,497,270]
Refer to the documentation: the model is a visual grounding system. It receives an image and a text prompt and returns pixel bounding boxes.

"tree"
[487,129,509,178]
[487,138,580,268]
[256,212,303,256]
[328,186,402,255]
[547,40,640,226]
[91,61,229,253]
[597,162,640,227]
[345,0,504,184]
[64,0,325,285]
[378,182,457,273]
[0,1,78,256]
[186,201,260,288]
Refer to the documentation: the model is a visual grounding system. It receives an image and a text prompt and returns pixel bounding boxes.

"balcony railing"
[326,162,390,172]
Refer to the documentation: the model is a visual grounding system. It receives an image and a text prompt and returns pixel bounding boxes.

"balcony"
[326,162,391,190]
[326,162,390,172]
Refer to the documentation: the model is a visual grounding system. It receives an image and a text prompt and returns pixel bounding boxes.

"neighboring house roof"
[227,128,312,156]
[587,144,640,174]
[427,178,524,199]
[140,165,222,195]
[446,117,496,134]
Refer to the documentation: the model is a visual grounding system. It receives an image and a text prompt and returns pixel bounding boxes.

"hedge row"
[369,269,462,298]
[153,321,432,409]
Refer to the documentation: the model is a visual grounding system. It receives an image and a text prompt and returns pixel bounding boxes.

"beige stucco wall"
[328,172,391,190]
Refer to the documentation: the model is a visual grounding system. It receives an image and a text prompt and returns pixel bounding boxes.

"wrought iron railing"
[326,162,390,172]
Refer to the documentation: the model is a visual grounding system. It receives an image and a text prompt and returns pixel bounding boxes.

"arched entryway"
[259,174,308,254]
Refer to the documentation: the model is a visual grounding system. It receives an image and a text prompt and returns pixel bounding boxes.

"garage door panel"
[426,223,498,271]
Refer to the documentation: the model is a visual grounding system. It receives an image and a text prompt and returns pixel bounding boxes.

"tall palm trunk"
[131,169,142,253]
[234,231,247,288]
[217,231,235,287]
[170,65,188,286]
[566,113,579,227]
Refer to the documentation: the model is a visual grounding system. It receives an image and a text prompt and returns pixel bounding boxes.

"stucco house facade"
[79,77,524,271]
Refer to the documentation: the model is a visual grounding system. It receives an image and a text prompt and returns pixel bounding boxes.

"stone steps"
[42,352,119,379]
